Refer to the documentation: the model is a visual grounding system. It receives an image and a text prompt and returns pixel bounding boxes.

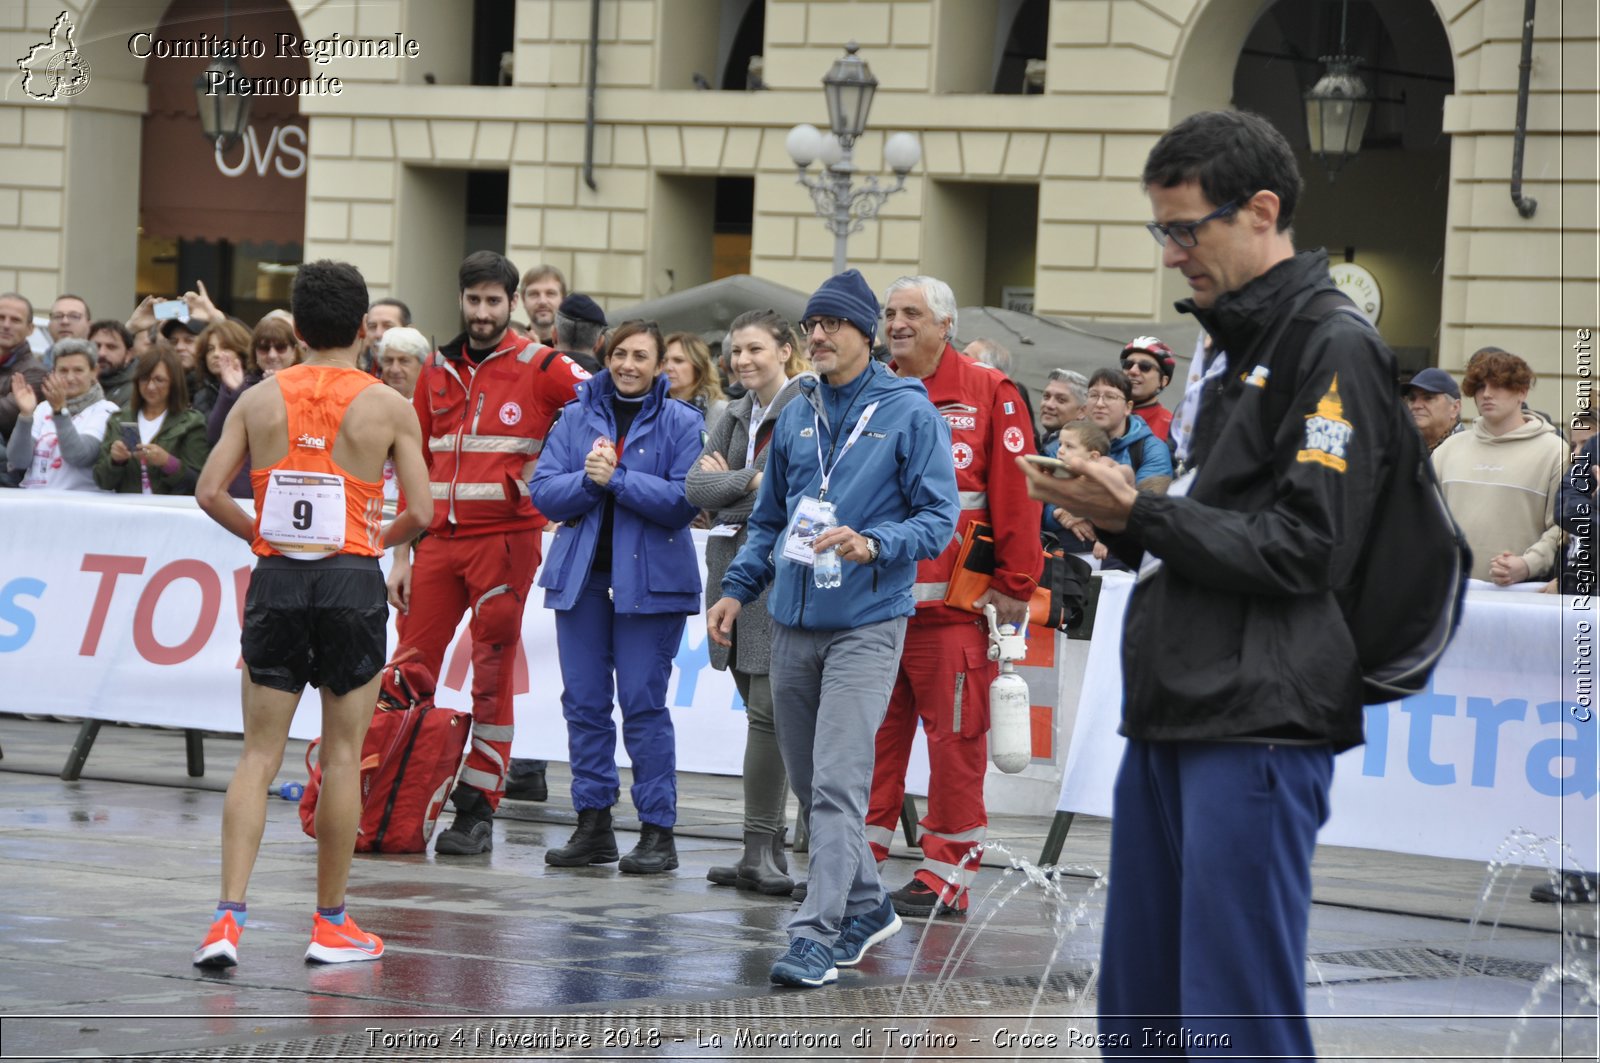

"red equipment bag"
[299,648,471,853]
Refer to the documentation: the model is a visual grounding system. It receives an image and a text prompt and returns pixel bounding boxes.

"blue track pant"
[1098,739,1333,1060]
[553,574,686,828]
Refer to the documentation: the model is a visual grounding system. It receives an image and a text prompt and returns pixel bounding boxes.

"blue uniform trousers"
[553,574,686,828]
[1098,739,1333,1060]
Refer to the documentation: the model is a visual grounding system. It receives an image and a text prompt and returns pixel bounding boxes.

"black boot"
[734,829,794,895]
[434,784,494,855]
[619,823,679,875]
[504,759,548,802]
[545,807,619,866]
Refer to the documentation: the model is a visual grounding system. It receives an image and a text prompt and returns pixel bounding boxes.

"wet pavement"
[0,716,1595,1061]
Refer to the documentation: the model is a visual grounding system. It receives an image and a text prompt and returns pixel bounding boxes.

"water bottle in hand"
[812,501,842,589]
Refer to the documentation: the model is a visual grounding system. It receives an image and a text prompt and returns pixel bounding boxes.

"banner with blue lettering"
[0,494,963,791]
[1060,574,1597,868]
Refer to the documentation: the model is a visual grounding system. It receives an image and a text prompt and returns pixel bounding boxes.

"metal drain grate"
[147,970,1097,1059]
[1313,946,1560,984]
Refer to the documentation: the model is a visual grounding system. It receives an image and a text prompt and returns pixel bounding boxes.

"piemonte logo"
[17,12,92,101]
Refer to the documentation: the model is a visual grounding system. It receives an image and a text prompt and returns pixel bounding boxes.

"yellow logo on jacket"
[1298,374,1353,472]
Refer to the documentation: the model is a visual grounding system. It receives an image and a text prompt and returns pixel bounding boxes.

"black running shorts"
[241,554,388,696]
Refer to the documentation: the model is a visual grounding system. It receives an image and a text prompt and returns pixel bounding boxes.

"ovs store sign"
[215,124,307,179]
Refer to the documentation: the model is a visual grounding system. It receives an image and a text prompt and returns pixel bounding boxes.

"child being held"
[1051,420,1136,562]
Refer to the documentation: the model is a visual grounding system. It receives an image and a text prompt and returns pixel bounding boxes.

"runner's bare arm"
[384,389,432,546]
[196,394,256,542]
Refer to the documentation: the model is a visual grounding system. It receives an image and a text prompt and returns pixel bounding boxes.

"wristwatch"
[863,536,880,563]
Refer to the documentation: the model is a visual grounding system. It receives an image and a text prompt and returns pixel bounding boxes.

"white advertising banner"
[0,493,947,786]
[1060,574,1599,868]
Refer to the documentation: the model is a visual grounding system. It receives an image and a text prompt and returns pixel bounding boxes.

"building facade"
[1,0,1593,414]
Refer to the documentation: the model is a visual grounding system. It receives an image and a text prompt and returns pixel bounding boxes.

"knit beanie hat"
[804,269,879,343]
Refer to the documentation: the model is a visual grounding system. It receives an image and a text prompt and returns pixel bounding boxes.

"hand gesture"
[10,373,37,417]
[974,586,1031,629]
[585,440,617,487]
[184,280,220,324]
[137,441,170,469]
[127,294,160,333]
[40,372,68,411]
[1489,551,1531,587]
[813,524,875,565]
[706,596,742,646]
[215,350,245,391]
[386,552,413,612]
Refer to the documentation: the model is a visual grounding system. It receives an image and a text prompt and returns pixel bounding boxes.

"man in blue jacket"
[708,270,959,989]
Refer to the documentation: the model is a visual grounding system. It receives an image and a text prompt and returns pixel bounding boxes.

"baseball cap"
[558,293,607,327]
[1406,367,1460,400]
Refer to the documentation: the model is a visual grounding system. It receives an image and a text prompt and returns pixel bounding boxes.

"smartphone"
[153,299,188,322]
[119,423,140,451]
[1022,453,1077,479]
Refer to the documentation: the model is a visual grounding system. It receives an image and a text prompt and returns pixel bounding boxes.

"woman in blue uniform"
[529,320,704,874]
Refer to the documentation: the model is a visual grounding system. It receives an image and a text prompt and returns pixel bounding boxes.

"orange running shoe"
[304,912,385,964]
[193,911,242,968]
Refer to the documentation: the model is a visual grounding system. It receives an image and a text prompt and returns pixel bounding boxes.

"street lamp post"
[786,42,921,275]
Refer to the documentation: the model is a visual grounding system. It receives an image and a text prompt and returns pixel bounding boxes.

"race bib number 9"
[260,470,346,558]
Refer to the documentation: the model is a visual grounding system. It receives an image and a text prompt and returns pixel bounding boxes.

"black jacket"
[1106,250,1397,751]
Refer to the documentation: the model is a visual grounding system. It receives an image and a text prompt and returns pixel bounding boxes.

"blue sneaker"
[769,937,838,987]
[833,894,903,967]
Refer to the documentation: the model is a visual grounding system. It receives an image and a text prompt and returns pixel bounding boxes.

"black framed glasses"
[801,316,844,335]
[1121,357,1160,373]
[1145,200,1239,248]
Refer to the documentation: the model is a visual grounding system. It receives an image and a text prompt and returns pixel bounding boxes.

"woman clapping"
[530,321,705,875]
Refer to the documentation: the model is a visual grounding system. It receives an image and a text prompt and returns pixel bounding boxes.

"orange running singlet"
[251,364,386,559]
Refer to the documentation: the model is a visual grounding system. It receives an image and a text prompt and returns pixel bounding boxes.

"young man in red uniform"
[866,275,1042,917]
[386,251,592,855]
[194,260,432,965]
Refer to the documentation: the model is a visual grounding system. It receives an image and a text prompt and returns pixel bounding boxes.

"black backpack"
[1263,289,1472,705]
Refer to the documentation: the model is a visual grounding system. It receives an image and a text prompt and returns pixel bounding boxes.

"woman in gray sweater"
[684,309,812,894]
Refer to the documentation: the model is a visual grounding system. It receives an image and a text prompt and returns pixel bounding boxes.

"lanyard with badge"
[780,394,879,567]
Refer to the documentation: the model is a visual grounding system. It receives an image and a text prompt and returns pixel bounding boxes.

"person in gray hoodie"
[1432,347,1566,585]
[685,309,813,895]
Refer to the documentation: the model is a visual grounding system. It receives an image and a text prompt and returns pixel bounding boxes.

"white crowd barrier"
[0,492,1078,813]
[1060,573,1598,868]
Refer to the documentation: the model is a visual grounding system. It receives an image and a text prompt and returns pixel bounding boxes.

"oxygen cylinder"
[989,659,1032,774]
[982,605,1032,774]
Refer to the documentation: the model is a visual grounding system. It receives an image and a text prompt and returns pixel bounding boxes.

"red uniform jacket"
[412,329,590,537]
[899,345,1042,623]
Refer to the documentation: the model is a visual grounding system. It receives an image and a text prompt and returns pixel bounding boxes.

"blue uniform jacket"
[723,360,959,632]
[530,370,703,614]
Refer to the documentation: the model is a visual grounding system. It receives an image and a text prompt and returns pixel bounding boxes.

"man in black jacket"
[1018,111,1397,1060]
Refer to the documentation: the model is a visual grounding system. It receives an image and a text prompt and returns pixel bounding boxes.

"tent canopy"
[611,277,1204,411]
[608,275,810,346]
[955,306,1203,403]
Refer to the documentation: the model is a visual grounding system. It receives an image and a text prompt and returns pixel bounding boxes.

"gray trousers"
[732,669,788,836]
[769,617,907,945]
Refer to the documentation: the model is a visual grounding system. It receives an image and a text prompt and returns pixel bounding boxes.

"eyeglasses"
[1121,358,1160,373]
[1145,200,1239,248]
[50,311,87,322]
[801,316,844,335]
[1085,390,1128,405]
[257,342,293,353]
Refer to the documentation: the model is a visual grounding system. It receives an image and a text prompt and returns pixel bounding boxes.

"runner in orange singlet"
[195,261,431,968]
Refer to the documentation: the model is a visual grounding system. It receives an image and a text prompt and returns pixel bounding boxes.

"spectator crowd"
[3,113,1590,1014]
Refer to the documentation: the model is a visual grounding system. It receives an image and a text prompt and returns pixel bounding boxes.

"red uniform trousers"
[394,530,539,811]
[866,615,994,892]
